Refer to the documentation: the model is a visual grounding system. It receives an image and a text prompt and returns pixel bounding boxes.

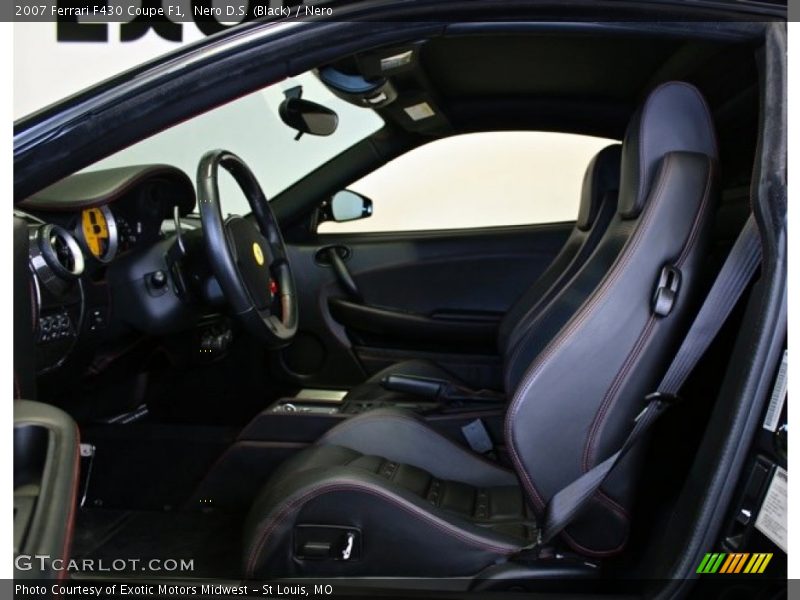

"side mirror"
[279,89,338,139]
[331,190,373,222]
[316,190,373,229]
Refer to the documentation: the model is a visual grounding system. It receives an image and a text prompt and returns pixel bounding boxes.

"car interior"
[13,20,786,594]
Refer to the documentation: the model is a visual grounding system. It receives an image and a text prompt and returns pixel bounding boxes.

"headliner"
[367,32,759,139]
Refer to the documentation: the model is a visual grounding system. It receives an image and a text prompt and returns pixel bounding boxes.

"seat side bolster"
[243,465,522,579]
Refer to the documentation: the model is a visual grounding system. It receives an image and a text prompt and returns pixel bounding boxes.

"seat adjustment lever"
[294,525,360,561]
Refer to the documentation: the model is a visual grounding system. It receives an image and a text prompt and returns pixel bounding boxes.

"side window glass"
[318,132,617,234]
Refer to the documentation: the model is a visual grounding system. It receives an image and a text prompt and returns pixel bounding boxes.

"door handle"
[317,246,362,302]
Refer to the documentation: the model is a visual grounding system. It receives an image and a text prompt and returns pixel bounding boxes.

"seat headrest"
[576,144,622,231]
[619,81,718,219]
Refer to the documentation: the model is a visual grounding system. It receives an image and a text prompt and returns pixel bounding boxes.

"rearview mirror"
[279,93,339,139]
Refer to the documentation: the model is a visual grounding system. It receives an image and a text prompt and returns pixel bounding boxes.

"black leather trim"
[243,459,527,578]
[330,298,498,346]
[577,144,622,231]
[618,82,718,219]
[14,401,80,579]
[497,146,620,355]
[497,84,719,555]
[502,191,617,380]
[318,408,517,487]
[19,164,195,214]
[343,359,464,403]
[507,152,717,556]
[196,150,298,346]
[245,81,722,572]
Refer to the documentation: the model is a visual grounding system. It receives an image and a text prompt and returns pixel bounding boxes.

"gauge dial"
[79,206,118,262]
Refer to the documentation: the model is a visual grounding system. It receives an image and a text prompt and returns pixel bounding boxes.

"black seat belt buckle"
[652,265,682,317]
[462,419,494,454]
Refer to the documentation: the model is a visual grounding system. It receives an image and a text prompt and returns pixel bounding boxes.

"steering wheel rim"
[196,149,298,347]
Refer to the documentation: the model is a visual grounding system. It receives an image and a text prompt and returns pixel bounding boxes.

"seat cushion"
[243,409,533,578]
[343,359,464,403]
[269,445,535,539]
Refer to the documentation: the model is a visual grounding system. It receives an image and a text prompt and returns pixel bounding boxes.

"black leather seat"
[244,82,718,578]
[344,143,622,404]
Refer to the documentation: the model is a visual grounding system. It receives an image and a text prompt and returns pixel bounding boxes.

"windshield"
[84,71,384,216]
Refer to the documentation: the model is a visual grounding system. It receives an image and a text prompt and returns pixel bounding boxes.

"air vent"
[38,224,84,279]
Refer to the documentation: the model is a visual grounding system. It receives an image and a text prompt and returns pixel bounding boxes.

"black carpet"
[72,508,243,579]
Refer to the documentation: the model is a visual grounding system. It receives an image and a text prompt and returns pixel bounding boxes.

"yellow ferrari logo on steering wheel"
[252,242,265,266]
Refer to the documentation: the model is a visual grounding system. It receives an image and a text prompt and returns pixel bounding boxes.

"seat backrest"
[505,82,718,556]
[498,144,621,366]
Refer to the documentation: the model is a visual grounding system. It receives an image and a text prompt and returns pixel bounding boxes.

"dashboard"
[16,165,196,374]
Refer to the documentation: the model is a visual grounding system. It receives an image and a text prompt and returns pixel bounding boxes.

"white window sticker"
[754,467,787,552]
[762,349,788,432]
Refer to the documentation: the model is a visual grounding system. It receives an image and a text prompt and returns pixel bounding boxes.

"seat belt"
[534,214,762,549]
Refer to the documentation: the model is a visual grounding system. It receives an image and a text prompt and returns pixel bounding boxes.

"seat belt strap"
[538,215,762,547]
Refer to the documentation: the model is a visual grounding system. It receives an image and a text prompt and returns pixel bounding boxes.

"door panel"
[277,222,572,389]
[328,298,499,350]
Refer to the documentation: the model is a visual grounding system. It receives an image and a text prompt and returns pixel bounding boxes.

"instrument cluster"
[73,204,151,265]
[18,164,196,374]
[77,206,118,263]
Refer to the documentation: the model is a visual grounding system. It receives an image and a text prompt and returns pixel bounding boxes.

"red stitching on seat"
[582,159,714,473]
[244,480,520,578]
[506,152,715,556]
[583,317,657,474]
[505,155,678,513]
[629,81,717,215]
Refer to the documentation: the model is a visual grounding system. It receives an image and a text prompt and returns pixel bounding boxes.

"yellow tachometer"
[81,207,113,260]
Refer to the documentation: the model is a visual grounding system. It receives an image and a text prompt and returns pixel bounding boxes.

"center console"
[235,394,446,442]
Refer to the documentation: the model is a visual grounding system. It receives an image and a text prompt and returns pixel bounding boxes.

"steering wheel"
[196,150,298,348]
